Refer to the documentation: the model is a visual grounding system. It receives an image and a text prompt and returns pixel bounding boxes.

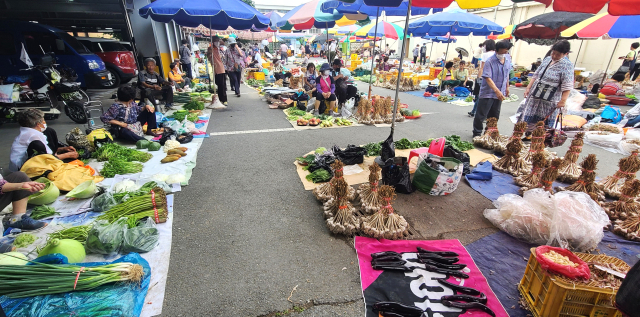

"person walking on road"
[413,45,420,64]
[208,36,228,105]
[518,40,574,136]
[419,43,427,65]
[469,39,496,117]
[224,37,246,98]
[473,40,513,137]
[472,43,483,68]
[179,39,192,79]
[280,42,288,63]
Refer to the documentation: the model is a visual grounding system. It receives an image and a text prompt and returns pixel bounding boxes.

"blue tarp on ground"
[465,169,567,202]
[466,231,640,317]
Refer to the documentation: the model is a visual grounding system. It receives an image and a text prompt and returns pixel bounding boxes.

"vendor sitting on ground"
[304,62,318,97]
[599,73,626,96]
[313,63,337,115]
[138,58,174,111]
[0,172,48,250]
[168,62,191,91]
[331,59,357,107]
[378,56,392,72]
[9,109,78,173]
[273,59,292,82]
[437,62,461,88]
[454,60,474,91]
[101,85,157,142]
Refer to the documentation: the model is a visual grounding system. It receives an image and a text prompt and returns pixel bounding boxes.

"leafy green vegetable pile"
[92,143,152,163]
[306,169,332,183]
[426,135,474,152]
[48,225,92,244]
[296,154,316,165]
[31,205,59,220]
[100,159,144,178]
[13,233,36,248]
[183,100,204,110]
[186,113,199,122]
[363,142,383,156]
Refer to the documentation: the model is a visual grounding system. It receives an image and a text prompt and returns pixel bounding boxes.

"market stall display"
[597,150,640,198]
[354,97,373,125]
[522,122,556,165]
[325,171,359,235]
[494,121,527,155]
[523,158,563,194]
[604,179,640,222]
[357,163,382,213]
[557,132,585,183]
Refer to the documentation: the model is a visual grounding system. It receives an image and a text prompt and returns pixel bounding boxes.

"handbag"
[618,51,636,73]
[531,61,558,101]
[412,154,463,196]
[544,112,568,148]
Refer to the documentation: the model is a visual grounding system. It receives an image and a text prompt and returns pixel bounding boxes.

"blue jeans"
[470,98,479,115]
[625,115,640,127]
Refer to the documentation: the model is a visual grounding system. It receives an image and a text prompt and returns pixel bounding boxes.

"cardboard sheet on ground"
[8,195,175,317]
[465,231,640,317]
[295,149,412,190]
[355,236,508,317]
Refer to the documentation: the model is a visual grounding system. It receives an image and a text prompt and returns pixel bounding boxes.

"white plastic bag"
[484,189,609,251]
[584,131,624,151]
[564,89,587,112]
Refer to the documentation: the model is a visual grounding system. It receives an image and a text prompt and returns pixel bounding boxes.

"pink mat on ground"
[355,236,508,316]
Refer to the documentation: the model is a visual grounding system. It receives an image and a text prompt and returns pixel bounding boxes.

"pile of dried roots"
[598,150,640,198]
[313,160,356,202]
[558,154,604,201]
[603,179,640,222]
[522,158,562,194]
[473,118,505,149]
[515,153,547,190]
[557,133,585,183]
[325,177,360,235]
[493,138,530,176]
[361,185,408,239]
[357,163,383,214]
[522,122,546,164]
[355,97,373,125]
[495,122,528,154]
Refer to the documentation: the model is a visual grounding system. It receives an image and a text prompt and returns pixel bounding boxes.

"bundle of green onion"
[92,143,153,163]
[100,159,143,178]
[98,187,167,223]
[0,258,144,298]
[48,225,92,244]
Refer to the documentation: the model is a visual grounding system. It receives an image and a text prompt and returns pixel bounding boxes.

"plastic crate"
[254,72,265,80]
[351,53,358,60]
[518,248,629,317]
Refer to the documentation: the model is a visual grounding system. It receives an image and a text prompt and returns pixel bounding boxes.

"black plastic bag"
[582,95,602,109]
[382,156,414,194]
[442,146,471,175]
[381,133,396,163]
[158,128,177,146]
[308,153,335,174]
[616,260,640,317]
[176,132,193,144]
[333,144,365,165]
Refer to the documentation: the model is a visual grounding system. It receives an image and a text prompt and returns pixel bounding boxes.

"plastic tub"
[606,96,631,105]
[428,137,445,157]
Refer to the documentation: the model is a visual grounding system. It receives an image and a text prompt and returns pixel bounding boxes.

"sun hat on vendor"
[319,63,331,73]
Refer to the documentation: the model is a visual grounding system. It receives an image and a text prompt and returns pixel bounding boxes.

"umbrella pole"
[368,7,381,99]
[390,0,412,136]
[429,41,434,64]
[327,27,330,63]
[601,39,620,86]
[574,40,583,66]
[438,27,453,93]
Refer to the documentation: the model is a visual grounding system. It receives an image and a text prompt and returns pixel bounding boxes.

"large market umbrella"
[512,0,640,16]
[340,35,368,42]
[423,34,457,59]
[409,9,504,92]
[488,24,514,40]
[264,11,283,32]
[330,24,360,34]
[336,0,500,9]
[355,21,406,39]
[321,0,439,16]
[561,13,640,85]
[276,0,343,30]
[139,0,270,98]
[335,15,370,26]
[139,0,269,29]
[513,11,593,45]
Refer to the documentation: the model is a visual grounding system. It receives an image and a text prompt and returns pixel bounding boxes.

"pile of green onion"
[0,257,144,298]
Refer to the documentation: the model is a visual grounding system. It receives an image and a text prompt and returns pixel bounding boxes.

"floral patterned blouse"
[224,48,246,72]
[531,56,574,103]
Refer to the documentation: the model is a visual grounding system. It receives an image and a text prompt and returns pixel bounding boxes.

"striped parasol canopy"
[354,20,406,40]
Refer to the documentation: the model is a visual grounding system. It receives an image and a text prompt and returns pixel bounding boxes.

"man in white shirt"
[472,43,483,68]
[437,52,446,66]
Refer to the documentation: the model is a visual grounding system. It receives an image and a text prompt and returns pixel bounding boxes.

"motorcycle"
[0,53,89,124]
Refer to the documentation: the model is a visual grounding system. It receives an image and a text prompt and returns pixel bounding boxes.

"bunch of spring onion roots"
[522,158,562,194]
[360,185,408,240]
[97,187,167,223]
[597,150,640,198]
[515,152,547,191]
[355,97,373,125]
[559,154,604,201]
[494,121,527,155]
[325,176,359,235]
[313,160,355,202]
[0,255,143,298]
[357,163,382,214]
[493,138,530,176]
[557,132,585,183]
[521,121,557,165]
[473,118,505,149]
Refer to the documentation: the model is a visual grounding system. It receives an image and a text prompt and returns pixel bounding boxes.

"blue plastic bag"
[453,87,470,97]
[601,105,623,124]
[0,253,151,317]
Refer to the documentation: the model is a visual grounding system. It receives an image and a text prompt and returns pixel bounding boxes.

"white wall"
[383,2,637,73]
